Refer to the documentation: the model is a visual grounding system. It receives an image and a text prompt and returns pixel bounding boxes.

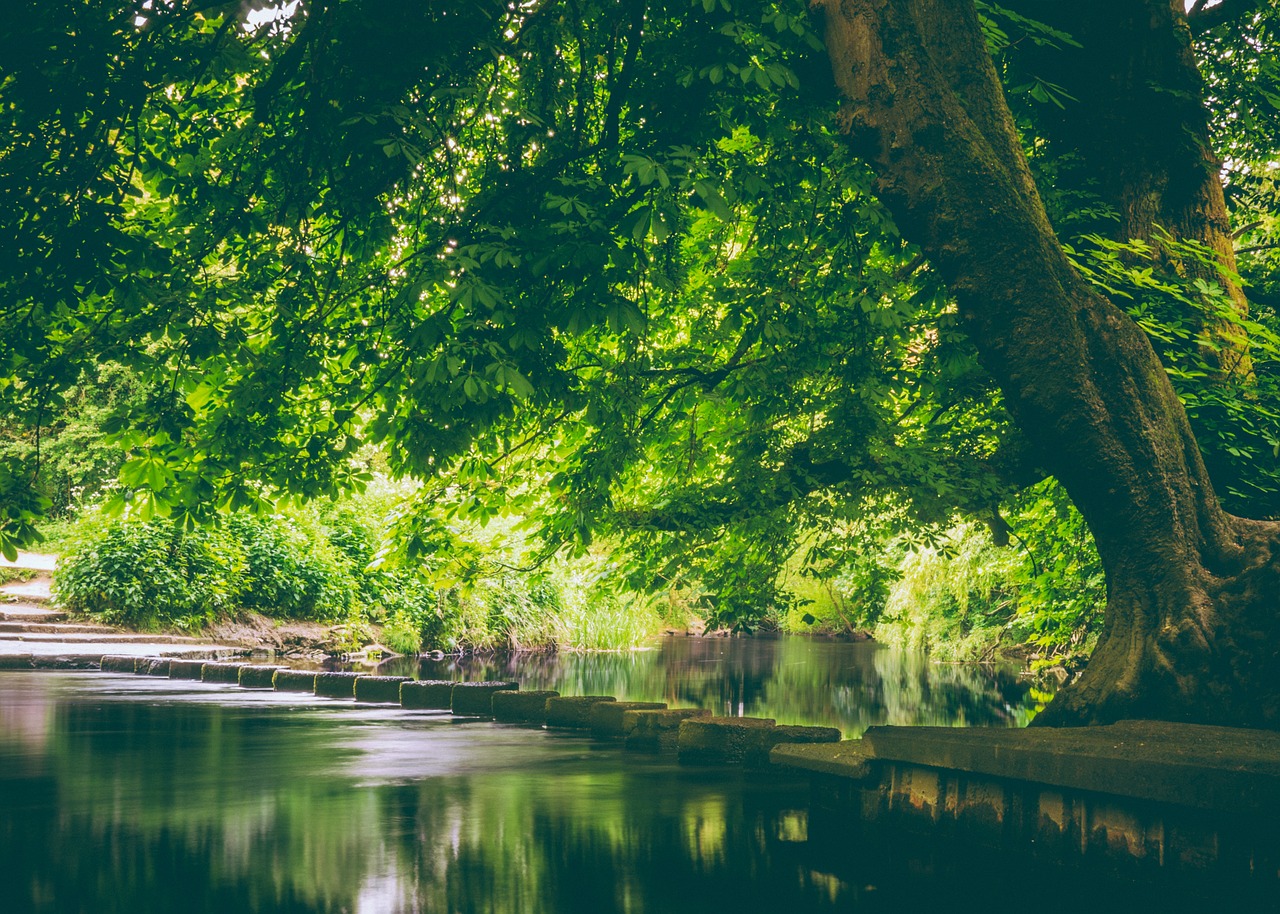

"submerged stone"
[273,669,318,692]
[201,662,245,683]
[99,655,136,673]
[451,681,519,716]
[589,701,668,738]
[400,679,455,710]
[238,666,284,689]
[623,708,712,752]
[354,675,410,703]
[492,690,560,723]
[544,696,616,729]
[678,716,777,766]
[314,671,360,699]
[168,658,206,680]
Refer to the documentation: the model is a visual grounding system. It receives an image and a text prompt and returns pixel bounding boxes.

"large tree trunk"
[1006,0,1251,377]
[814,0,1280,728]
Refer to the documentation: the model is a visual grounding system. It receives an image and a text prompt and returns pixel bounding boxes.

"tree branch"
[1187,0,1264,35]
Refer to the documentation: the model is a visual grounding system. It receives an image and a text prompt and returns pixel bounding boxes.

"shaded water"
[0,638,1045,913]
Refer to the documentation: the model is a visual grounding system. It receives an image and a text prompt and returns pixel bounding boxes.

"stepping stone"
[624,708,712,752]
[140,658,171,676]
[589,701,668,738]
[493,690,560,724]
[201,662,246,683]
[0,654,34,670]
[545,696,616,729]
[168,659,207,680]
[100,655,137,673]
[399,680,455,710]
[273,670,318,692]
[314,671,361,699]
[354,676,410,703]
[746,724,842,768]
[451,681,519,716]
[238,666,284,689]
[677,716,777,765]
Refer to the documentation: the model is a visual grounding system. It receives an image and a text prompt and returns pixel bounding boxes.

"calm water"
[0,638,1044,914]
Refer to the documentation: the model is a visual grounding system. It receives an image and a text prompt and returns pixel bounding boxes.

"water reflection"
[0,672,857,914]
[382,636,1041,735]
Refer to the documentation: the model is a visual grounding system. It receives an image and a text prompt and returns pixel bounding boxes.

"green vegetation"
[3,1,1280,720]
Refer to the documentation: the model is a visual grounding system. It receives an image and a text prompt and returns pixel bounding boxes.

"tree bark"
[813,0,1280,728]
[1007,0,1251,377]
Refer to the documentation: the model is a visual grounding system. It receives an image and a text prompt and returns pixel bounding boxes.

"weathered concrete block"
[589,701,668,738]
[100,655,136,673]
[746,724,841,768]
[493,690,560,723]
[624,708,712,751]
[273,669,318,692]
[238,666,284,689]
[141,658,171,676]
[0,654,34,671]
[314,671,360,699]
[355,676,411,703]
[168,658,206,680]
[201,662,245,683]
[400,679,455,710]
[545,696,616,729]
[678,716,776,765]
[451,681,519,716]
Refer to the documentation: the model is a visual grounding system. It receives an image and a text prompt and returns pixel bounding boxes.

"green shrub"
[56,517,243,628]
[229,514,354,620]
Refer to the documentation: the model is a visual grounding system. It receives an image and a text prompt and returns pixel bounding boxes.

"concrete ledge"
[589,701,668,738]
[314,671,360,699]
[355,676,410,703]
[238,666,282,689]
[747,725,842,768]
[678,716,775,765]
[273,669,318,692]
[493,690,560,723]
[545,696,616,729]
[451,681,519,716]
[100,655,136,673]
[861,721,1280,814]
[168,659,206,680]
[201,662,245,683]
[400,680,454,711]
[624,708,711,752]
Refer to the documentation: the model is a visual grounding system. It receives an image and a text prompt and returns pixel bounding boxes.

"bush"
[56,518,243,628]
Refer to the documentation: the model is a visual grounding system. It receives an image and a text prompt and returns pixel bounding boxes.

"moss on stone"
[589,701,668,738]
[314,671,360,699]
[238,666,283,689]
[273,669,318,692]
[354,676,411,703]
[168,658,206,680]
[201,662,246,683]
[492,690,560,723]
[623,708,712,752]
[677,716,776,766]
[545,696,616,729]
[400,679,455,710]
[451,681,519,716]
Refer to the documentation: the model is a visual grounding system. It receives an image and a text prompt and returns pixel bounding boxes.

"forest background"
[1,1,1277,669]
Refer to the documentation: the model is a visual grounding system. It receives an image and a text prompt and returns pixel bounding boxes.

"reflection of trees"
[0,681,859,913]
[398,636,1039,735]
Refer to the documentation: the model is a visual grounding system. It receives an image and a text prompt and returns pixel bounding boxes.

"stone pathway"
[0,565,241,667]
